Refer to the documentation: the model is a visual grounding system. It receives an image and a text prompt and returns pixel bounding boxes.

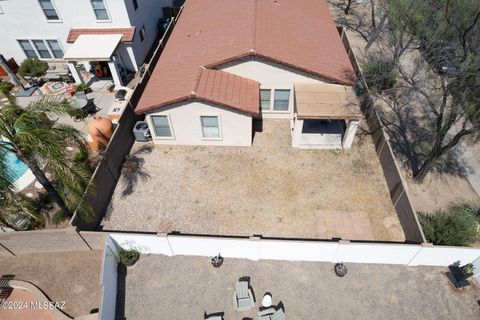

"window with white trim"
[18,40,38,58]
[46,40,64,58]
[38,0,59,20]
[32,40,52,59]
[151,115,172,137]
[260,89,271,111]
[201,116,221,139]
[273,89,290,111]
[91,0,109,20]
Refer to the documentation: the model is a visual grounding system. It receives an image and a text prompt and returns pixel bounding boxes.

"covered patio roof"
[63,34,123,61]
[295,83,362,120]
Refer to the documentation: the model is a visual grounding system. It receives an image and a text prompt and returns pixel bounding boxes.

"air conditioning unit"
[133,121,151,142]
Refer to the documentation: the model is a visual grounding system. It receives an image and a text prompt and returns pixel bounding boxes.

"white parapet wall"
[99,236,119,320]
[108,233,480,268]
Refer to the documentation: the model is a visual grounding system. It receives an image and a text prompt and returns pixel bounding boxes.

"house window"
[260,89,271,111]
[18,40,38,58]
[151,115,172,137]
[46,40,64,58]
[273,89,290,111]
[91,0,109,20]
[32,40,52,59]
[38,0,59,20]
[201,116,221,139]
[140,26,146,42]
[132,0,138,10]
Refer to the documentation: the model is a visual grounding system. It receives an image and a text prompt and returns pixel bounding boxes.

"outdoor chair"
[255,307,285,320]
[233,280,255,311]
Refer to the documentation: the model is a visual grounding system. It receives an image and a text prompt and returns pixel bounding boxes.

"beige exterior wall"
[218,58,330,119]
[146,101,252,147]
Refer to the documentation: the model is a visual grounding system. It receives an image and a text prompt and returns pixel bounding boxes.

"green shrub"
[450,201,480,220]
[362,55,397,91]
[52,210,67,225]
[0,80,14,91]
[118,248,140,266]
[74,83,89,92]
[18,58,49,77]
[419,209,477,246]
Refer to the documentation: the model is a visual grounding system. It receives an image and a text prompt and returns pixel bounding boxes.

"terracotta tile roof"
[136,0,355,115]
[196,68,260,115]
[67,27,136,43]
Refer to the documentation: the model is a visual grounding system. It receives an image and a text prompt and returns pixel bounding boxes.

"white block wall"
[108,233,480,267]
[99,236,119,320]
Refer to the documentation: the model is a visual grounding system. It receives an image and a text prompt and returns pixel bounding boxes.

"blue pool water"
[2,152,29,181]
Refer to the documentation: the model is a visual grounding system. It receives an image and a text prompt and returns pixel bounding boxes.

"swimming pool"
[2,152,29,181]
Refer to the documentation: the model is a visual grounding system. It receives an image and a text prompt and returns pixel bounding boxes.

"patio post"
[108,58,123,87]
[291,116,303,148]
[66,62,84,84]
[342,120,360,149]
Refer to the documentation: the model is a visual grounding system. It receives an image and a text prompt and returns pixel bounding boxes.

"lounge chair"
[233,281,255,311]
[255,307,285,320]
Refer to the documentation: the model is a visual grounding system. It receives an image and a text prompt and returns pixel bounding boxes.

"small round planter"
[334,263,348,277]
[211,254,224,268]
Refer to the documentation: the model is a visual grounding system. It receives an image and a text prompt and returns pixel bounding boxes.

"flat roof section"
[63,34,123,61]
[295,83,362,120]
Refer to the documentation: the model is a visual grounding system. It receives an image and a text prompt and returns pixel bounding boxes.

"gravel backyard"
[104,119,404,241]
[117,255,480,320]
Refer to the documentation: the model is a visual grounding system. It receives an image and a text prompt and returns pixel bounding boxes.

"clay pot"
[88,116,114,150]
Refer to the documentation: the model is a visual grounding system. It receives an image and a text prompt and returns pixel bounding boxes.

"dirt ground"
[0,250,103,318]
[104,120,404,241]
[118,255,480,320]
[327,1,479,213]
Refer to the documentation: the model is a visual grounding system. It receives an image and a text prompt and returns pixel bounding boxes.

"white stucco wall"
[123,0,172,67]
[108,233,480,267]
[218,57,330,119]
[146,101,253,147]
[99,236,118,320]
[0,0,170,67]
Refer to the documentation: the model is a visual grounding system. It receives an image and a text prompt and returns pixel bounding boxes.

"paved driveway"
[117,255,480,320]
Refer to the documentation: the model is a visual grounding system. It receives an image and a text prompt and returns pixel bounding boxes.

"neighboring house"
[137,0,362,149]
[0,0,173,86]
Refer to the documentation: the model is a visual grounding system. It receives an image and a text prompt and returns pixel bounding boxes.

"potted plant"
[461,263,474,278]
[74,83,92,94]
[211,253,224,268]
[334,262,348,277]
[118,248,140,267]
[107,83,115,92]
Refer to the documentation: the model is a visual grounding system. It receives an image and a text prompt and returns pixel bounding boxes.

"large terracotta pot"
[88,116,114,150]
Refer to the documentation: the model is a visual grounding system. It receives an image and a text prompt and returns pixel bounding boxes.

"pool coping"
[13,169,36,191]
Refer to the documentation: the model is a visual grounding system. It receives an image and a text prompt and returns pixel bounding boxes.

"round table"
[262,293,272,307]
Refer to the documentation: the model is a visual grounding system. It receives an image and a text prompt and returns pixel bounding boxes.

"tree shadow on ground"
[374,89,469,178]
[120,144,153,197]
